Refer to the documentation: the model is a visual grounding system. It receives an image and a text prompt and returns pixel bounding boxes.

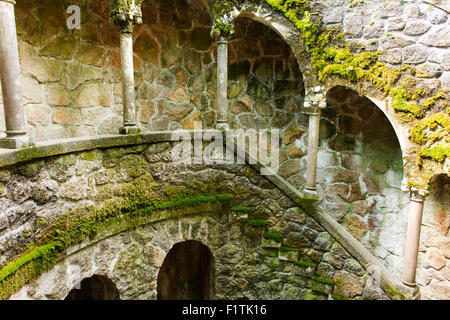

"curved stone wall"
[0,135,404,300]
[0,0,448,300]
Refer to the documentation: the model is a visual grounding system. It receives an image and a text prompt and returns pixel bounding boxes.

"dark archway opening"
[64,275,120,300]
[157,240,214,300]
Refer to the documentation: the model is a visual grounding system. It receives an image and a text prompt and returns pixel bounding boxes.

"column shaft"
[402,192,425,286]
[305,110,321,191]
[216,36,228,130]
[0,1,33,148]
[119,32,138,133]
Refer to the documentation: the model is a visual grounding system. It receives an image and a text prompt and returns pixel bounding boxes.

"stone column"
[304,87,327,195]
[0,0,34,148]
[216,35,229,131]
[305,108,321,192]
[402,190,427,286]
[110,0,142,134]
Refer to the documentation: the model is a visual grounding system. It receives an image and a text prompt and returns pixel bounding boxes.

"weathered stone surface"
[65,62,103,90]
[28,57,64,83]
[46,85,70,106]
[168,87,190,104]
[386,17,406,31]
[134,32,160,62]
[334,270,364,298]
[363,23,385,39]
[345,215,367,239]
[39,35,76,60]
[181,111,202,130]
[52,107,82,126]
[421,26,450,47]
[284,124,307,145]
[173,67,190,86]
[74,84,111,108]
[426,249,446,270]
[403,45,429,64]
[343,14,364,37]
[76,43,107,67]
[416,63,443,78]
[22,77,43,104]
[380,35,414,50]
[81,107,108,126]
[165,102,194,120]
[404,20,431,36]
[26,104,50,126]
[277,160,301,178]
[324,184,349,202]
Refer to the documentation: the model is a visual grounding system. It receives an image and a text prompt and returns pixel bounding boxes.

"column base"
[303,187,318,198]
[119,126,141,135]
[216,123,229,131]
[401,279,417,287]
[397,282,421,300]
[0,135,35,149]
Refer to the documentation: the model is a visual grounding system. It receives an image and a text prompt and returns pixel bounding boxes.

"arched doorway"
[157,240,214,300]
[64,275,120,300]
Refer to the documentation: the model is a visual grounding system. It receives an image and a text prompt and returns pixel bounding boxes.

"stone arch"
[235,5,314,86]
[157,240,214,300]
[322,85,410,276]
[224,12,305,133]
[64,274,120,300]
[325,85,407,159]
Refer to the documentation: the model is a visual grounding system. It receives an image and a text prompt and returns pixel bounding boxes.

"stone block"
[30,57,64,82]
[402,45,429,64]
[404,20,431,36]
[22,77,43,104]
[278,249,299,262]
[74,83,111,108]
[421,26,450,47]
[52,107,82,126]
[26,104,51,126]
[261,236,281,249]
[46,85,70,106]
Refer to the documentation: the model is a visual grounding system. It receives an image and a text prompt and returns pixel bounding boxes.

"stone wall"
[0,0,448,300]
[417,174,450,299]
[1,0,303,143]
[316,0,449,91]
[0,139,390,300]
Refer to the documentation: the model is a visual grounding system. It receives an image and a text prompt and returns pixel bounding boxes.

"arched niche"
[321,85,409,275]
[64,275,120,300]
[157,240,214,300]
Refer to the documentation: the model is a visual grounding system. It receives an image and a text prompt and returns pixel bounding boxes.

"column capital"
[409,189,427,203]
[211,1,238,39]
[109,0,143,34]
[304,86,327,110]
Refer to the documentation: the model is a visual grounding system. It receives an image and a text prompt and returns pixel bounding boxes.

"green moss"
[419,144,450,162]
[15,147,47,163]
[384,285,407,300]
[80,150,103,161]
[0,193,233,299]
[297,196,318,214]
[0,242,60,283]
[330,293,351,300]
[279,246,300,252]
[312,276,336,285]
[392,98,424,118]
[211,0,238,35]
[232,206,252,213]
[247,219,268,227]
[294,260,316,268]
[263,231,283,242]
